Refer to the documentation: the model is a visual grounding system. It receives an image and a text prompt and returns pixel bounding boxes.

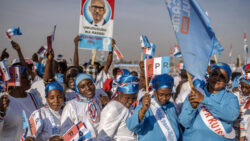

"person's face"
[89,0,106,24]
[154,88,172,106]
[118,92,137,108]
[208,68,228,92]
[240,82,250,96]
[65,68,79,90]
[46,89,64,111]
[77,79,96,98]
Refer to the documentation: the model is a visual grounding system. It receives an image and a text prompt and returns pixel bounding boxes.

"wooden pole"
[187,72,194,89]
[214,55,218,63]
[91,49,96,65]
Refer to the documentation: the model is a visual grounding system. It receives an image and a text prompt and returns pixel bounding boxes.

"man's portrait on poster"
[84,0,111,27]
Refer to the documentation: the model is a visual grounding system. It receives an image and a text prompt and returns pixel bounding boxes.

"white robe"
[97,100,136,141]
[27,106,62,141]
[0,93,42,141]
[61,92,104,141]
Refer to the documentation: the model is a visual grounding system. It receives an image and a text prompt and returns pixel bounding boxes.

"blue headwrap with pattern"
[152,74,174,91]
[210,62,232,81]
[45,81,64,97]
[240,64,250,84]
[74,73,95,93]
[117,75,139,94]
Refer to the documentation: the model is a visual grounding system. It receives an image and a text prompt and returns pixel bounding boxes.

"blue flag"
[22,110,30,130]
[164,0,222,80]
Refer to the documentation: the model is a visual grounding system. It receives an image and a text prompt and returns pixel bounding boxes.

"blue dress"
[179,85,240,141]
[126,96,182,141]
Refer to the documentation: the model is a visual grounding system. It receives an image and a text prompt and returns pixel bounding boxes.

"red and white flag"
[0,61,11,82]
[244,32,247,42]
[37,45,48,57]
[7,67,21,86]
[47,25,56,51]
[144,56,170,77]
[63,121,91,141]
[114,46,124,60]
[29,111,42,136]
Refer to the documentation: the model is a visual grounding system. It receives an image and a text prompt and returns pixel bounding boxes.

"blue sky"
[0,0,249,64]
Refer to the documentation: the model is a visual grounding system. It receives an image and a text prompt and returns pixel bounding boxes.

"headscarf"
[210,62,232,81]
[74,73,95,93]
[152,74,174,91]
[45,81,64,97]
[117,75,139,94]
[240,64,250,84]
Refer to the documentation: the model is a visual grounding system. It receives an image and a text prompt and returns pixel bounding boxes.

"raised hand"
[11,41,21,51]
[0,48,9,61]
[0,95,10,117]
[45,49,54,62]
[25,136,36,141]
[74,35,81,46]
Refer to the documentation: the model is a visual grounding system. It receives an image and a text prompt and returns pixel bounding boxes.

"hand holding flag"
[47,25,56,51]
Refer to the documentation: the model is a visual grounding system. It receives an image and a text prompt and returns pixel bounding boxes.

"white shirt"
[95,70,108,90]
[61,92,104,141]
[27,106,62,141]
[98,100,136,141]
[175,81,191,115]
[0,93,42,141]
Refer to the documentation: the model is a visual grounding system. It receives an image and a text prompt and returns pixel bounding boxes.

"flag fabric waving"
[47,25,56,51]
[6,26,22,40]
[7,66,21,86]
[140,35,151,48]
[173,45,182,58]
[142,43,156,57]
[144,56,170,77]
[164,0,222,80]
[114,46,124,60]
[244,32,248,55]
[0,61,11,82]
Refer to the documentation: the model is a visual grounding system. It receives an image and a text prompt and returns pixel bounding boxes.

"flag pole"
[91,49,97,65]
[141,53,143,61]
[187,72,194,89]
[214,55,218,63]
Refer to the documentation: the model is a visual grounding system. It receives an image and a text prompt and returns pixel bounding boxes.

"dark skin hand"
[139,93,151,122]
[25,137,36,141]
[0,48,9,61]
[188,88,204,109]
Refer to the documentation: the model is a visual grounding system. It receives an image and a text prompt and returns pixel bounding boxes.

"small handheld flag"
[7,66,21,86]
[244,32,248,55]
[173,45,182,58]
[0,61,11,82]
[144,56,170,77]
[63,121,91,141]
[140,35,151,48]
[37,45,48,57]
[142,43,156,57]
[47,25,56,51]
[114,46,124,60]
[6,27,22,40]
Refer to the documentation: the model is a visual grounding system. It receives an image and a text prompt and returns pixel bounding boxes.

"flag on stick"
[144,56,170,77]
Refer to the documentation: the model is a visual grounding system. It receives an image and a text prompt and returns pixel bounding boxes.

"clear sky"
[0,0,249,64]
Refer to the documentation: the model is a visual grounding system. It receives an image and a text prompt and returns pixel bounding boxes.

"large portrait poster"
[79,0,115,51]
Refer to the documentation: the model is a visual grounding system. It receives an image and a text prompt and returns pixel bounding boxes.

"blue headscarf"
[152,74,174,91]
[240,64,250,85]
[45,81,64,97]
[74,73,95,93]
[210,62,232,81]
[117,75,139,94]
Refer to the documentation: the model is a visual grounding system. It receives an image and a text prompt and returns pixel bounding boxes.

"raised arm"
[10,41,36,80]
[103,39,115,74]
[0,48,9,61]
[73,35,81,67]
[43,50,55,84]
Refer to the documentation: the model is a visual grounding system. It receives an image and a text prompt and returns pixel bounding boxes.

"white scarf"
[150,98,177,141]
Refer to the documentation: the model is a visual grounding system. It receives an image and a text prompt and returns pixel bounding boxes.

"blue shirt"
[126,97,182,141]
[179,85,240,141]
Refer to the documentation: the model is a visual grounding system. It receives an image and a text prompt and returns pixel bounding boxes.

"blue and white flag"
[164,0,222,80]
[0,61,10,82]
[142,42,156,56]
[140,35,151,48]
[173,45,182,58]
[6,26,22,40]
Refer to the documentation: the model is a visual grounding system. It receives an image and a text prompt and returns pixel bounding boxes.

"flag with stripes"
[47,25,56,51]
[144,56,170,77]
[63,121,92,141]
[173,45,182,58]
[37,45,48,57]
[7,67,21,86]
[142,43,156,57]
[114,46,124,60]
[0,61,11,82]
[140,35,151,48]
[244,32,248,55]
[6,27,22,40]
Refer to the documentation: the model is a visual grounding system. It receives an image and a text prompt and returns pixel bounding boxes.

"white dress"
[61,92,104,141]
[27,106,62,141]
[95,70,108,89]
[98,100,136,141]
[0,93,42,141]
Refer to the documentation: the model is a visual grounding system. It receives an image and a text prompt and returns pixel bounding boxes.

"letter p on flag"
[144,56,170,77]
